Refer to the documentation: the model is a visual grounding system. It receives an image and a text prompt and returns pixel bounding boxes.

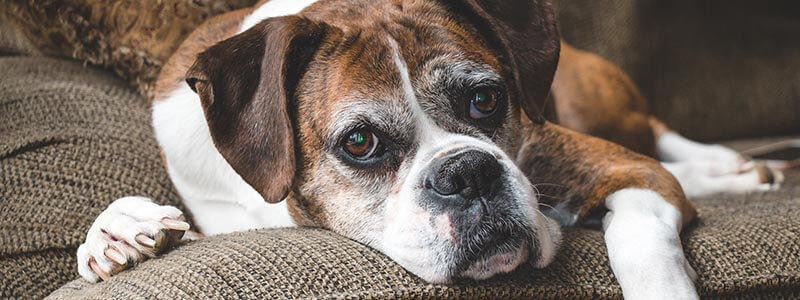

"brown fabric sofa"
[2,1,800,299]
[553,0,800,142]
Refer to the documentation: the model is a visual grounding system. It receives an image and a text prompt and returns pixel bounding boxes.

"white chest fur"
[152,86,295,235]
[151,0,321,235]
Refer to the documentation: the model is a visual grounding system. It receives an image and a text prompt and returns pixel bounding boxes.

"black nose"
[426,150,503,201]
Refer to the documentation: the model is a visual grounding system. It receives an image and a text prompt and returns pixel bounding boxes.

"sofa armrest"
[49,227,623,299]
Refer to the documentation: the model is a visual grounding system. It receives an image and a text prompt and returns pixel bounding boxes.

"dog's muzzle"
[421,149,535,275]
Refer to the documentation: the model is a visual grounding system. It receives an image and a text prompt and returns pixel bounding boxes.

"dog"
[76,0,781,298]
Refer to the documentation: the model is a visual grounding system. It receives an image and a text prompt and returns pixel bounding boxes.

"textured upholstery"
[2,0,800,298]
[0,56,798,299]
[0,56,184,299]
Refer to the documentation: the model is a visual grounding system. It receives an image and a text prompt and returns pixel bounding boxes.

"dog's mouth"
[448,214,536,280]
[459,241,529,280]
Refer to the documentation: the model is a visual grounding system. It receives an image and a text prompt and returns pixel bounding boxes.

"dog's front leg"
[518,122,698,299]
[77,196,195,282]
[603,189,697,299]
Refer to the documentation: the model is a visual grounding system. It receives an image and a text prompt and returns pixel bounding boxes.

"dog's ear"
[185,16,331,203]
[443,0,560,123]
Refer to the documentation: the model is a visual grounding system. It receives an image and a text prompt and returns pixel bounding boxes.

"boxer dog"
[77,0,781,298]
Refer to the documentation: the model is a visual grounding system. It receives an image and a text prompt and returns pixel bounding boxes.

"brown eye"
[344,129,379,159]
[469,87,499,119]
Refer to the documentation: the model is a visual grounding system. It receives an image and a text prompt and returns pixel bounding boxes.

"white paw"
[77,196,191,282]
[663,161,782,198]
[657,132,744,165]
[690,144,743,165]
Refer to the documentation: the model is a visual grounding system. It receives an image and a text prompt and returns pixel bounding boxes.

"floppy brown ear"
[442,0,560,123]
[185,16,331,203]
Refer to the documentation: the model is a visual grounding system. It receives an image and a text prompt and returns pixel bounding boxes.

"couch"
[2,0,799,299]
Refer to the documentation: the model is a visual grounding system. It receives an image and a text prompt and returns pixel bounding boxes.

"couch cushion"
[2,57,799,299]
[0,56,183,299]
[48,170,800,299]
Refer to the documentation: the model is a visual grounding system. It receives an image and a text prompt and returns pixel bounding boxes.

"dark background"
[554,0,800,142]
[2,0,798,142]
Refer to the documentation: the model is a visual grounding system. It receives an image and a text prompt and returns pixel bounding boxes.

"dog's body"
[77,0,780,298]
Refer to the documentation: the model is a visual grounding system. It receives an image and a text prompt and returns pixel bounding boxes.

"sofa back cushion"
[0,56,183,299]
[554,0,800,141]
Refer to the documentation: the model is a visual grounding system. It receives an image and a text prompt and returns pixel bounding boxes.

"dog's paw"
[690,144,744,165]
[657,133,745,165]
[663,160,782,198]
[77,196,191,282]
[753,162,784,188]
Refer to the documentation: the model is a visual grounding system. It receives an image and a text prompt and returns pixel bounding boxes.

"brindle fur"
[518,119,696,226]
[551,43,658,158]
[157,0,695,231]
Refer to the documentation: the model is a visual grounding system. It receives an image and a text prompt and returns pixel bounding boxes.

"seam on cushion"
[0,246,78,260]
[0,138,69,159]
[0,127,152,158]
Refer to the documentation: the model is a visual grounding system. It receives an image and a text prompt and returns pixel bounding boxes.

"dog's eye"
[343,129,379,159]
[469,87,499,119]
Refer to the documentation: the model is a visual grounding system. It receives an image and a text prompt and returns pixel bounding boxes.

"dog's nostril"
[427,150,503,200]
[460,186,476,199]
[424,178,433,190]
[430,171,465,195]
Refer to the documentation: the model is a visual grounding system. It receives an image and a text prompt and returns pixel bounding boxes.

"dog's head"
[186,0,561,283]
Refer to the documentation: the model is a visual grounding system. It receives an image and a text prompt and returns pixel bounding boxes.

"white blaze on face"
[381,36,462,283]
[386,37,447,145]
[379,36,561,283]
[385,37,495,170]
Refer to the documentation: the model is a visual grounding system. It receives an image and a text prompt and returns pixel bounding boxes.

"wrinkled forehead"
[294,0,520,144]
[319,1,503,89]
[318,24,504,141]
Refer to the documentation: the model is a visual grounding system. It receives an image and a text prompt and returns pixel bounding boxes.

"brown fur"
[152,0,277,101]
[186,16,334,205]
[545,43,697,225]
[551,42,658,157]
[153,8,253,102]
[518,118,696,225]
[289,0,519,229]
[157,0,696,232]
[542,44,697,223]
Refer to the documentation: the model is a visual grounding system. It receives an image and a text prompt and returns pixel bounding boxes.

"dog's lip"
[452,222,532,270]
[383,212,533,283]
[458,242,529,280]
